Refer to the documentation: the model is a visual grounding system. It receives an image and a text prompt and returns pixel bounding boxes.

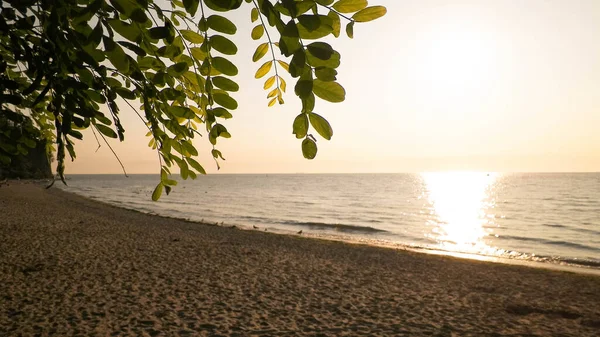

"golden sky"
[68,0,600,174]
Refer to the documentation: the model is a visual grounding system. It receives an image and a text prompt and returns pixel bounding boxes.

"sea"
[59,173,600,271]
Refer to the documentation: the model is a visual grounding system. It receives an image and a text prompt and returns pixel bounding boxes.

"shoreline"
[2,181,600,335]
[57,181,600,276]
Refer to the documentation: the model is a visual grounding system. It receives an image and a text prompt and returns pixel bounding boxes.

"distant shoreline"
[2,181,600,335]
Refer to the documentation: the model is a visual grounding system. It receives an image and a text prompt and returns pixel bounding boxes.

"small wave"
[576,227,600,236]
[546,240,600,253]
[238,215,273,222]
[406,244,600,270]
[499,235,600,253]
[280,220,388,234]
[504,253,600,269]
[499,235,545,243]
[560,258,600,268]
[542,223,567,228]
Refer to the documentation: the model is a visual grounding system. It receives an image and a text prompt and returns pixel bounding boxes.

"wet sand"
[1,181,599,336]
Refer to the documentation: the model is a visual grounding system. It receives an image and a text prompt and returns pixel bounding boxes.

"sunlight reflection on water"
[422,172,500,255]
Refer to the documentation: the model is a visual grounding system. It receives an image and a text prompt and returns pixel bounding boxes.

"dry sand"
[1,181,599,336]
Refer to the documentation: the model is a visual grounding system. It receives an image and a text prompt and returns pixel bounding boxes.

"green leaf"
[212,76,239,92]
[297,15,333,39]
[94,113,113,126]
[157,45,183,58]
[211,57,238,76]
[213,93,238,109]
[168,106,195,118]
[104,38,130,73]
[251,24,264,40]
[332,0,368,13]
[306,42,334,60]
[308,112,333,140]
[251,7,259,22]
[87,21,103,47]
[255,61,272,78]
[167,62,189,77]
[279,21,301,56]
[207,15,237,34]
[149,26,170,39]
[302,138,317,159]
[181,29,204,43]
[277,60,290,72]
[130,9,149,23]
[118,41,146,56]
[312,80,345,103]
[211,107,233,119]
[294,1,315,16]
[162,88,185,101]
[352,6,387,22]
[183,0,199,16]
[109,0,137,15]
[68,130,83,139]
[264,75,276,89]
[190,47,207,61]
[199,17,209,31]
[315,67,337,81]
[302,93,315,113]
[200,59,212,76]
[290,50,306,78]
[152,183,163,201]
[164,179,178,186]
[96,124,118,138]
[297,14,321,31]
[293,113,308,139]
[115,87,136,100]
[306,50,341,69]
[328,10,341,38]
[209,35,238,55]
[138,56,158,70]
[210,124,231,144]
[186,157,207,174]
[253,42,269,62]
[295,79,313,99]
[346,21,354,38]
[182,140,198,156]
[183,71,205,89]
[86,90,106,104]
[204,0,243,12]
[212,149,225,160]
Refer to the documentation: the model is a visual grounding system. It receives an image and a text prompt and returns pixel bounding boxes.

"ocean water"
[60,173,600,270]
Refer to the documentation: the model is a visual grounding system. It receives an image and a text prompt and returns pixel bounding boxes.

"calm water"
[60,173,600,269]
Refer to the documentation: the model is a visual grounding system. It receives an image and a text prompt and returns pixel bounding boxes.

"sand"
[1,181,599,336]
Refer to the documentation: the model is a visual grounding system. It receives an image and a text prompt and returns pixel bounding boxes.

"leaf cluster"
[0,0,385,198]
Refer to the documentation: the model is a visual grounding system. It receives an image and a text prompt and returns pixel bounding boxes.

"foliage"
[0,112,52,177]
[0,0,386,199]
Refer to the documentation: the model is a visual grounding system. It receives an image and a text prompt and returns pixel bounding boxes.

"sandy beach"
[1,182,599,336]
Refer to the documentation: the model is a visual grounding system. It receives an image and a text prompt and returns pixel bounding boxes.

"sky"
[68,0,600,174]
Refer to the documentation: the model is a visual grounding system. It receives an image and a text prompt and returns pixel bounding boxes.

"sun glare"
[422,172,497,254]
[415,15,498,97]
